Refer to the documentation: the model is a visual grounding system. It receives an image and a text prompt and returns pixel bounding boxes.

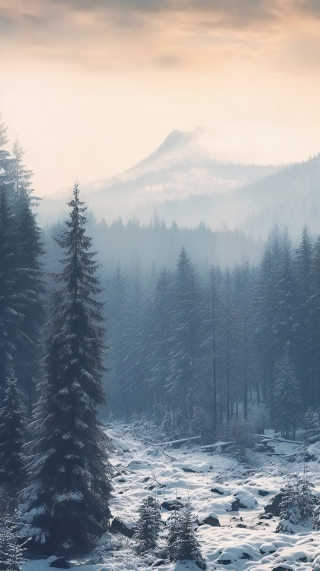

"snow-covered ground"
[24,422,320,570]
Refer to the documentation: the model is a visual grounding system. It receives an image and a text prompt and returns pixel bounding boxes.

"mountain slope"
[237,154,320,237]
[39,129,320,239]
[81,128,281,210]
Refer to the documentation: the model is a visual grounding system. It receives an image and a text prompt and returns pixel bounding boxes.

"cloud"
[0,0,319,75]
[152,53,184,68]
[0,0,283,33]
[295,0,320,18]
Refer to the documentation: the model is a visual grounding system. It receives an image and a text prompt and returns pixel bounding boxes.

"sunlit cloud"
[0,0,320,196]
[0,0,318,73]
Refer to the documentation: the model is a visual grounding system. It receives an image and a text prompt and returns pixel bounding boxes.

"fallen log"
[200,441,234,451]
[253,434,302,445]
[163,436,201,447]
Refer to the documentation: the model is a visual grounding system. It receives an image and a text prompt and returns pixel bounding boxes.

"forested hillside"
[103,227,320,441]
[42,204,320,443]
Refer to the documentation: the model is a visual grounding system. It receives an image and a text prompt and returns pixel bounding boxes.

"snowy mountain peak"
[155,127,204,155]
[120,127,220,180]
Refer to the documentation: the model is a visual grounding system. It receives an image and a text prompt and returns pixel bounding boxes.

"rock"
[216,559,231,565]
[195,558,207,570]
[152,560,166,567]
[110,517,135,538]
[234,491,257,509]
[259,512,273,519]
[230,498,240,511]
[264,492,283,517]
[272,567,291,571]
[161,500,183,511]
[182,467,196,473]
[202,515,220,527]
[255,443,266,452]
[49,559,70,569]
[258,489,269,496]
[266,443,275,452]
[305,452,317,462]
[240,553,253,560]
[211,487,224,495]
[259,544,276,554]
[236,523,247,528]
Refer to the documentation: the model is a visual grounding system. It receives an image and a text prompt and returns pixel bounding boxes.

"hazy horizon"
[1,0,320,198]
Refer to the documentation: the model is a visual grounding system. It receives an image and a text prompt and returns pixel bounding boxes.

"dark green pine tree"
[0,359,25,504]
[147,268,172,424]
[292,229,313,409]
[167,248,201,428]
[23,183,111,556]
[0,187,21,397]
[11,139,44,404]
[167,504,206,569]
[273,343,301,439]
[309,237,320,408]
[0,113,8,148]
[134,496,161,552]
[277,473,318,532]
[0,509,25,571]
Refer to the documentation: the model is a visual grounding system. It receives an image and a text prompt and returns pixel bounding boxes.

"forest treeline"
[105,227,320,442]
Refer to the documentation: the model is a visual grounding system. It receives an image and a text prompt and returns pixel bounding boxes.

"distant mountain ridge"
[39,129,320,238]
[86,127,281,201]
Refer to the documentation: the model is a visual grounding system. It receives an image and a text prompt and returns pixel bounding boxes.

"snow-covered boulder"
[234,490,258,509]
[265,492,283,516]
[201,513,220,527]
[110,517,135,538]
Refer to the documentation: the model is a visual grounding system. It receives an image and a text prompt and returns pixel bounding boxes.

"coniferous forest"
[2,110,320,568]
[104,226,320,442]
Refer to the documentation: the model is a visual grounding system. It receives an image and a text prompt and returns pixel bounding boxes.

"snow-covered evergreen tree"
[23,183,111,556]
[11,139,43,405]
[0,360,25,503]
[273,343,301,439]
[0,122,43,407]
[293,229,313,409]
[277,472,318,532]
[166,248,201,428]
[304,408,320,433]
[0,506,25,571]
[134,496,161,552]
[167,504,206,569]
[0,187,20,397]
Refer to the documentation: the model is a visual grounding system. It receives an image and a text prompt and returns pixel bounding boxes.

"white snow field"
[24,422,320,571]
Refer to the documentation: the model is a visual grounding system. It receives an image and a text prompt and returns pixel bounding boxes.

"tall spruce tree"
[273,343,301,439]
[167,248,201,427]
[23,183,111,556]
[134,496,161,553]
[0,120,43,409]
[0,359,25,504]
[0,187,20,396]
[11,139,43,404]
[0,509,25,571]
[293,229,313,408]
[167,503,206,569]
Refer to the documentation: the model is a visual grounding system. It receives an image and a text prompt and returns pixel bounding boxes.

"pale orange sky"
[0,0,320,196]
